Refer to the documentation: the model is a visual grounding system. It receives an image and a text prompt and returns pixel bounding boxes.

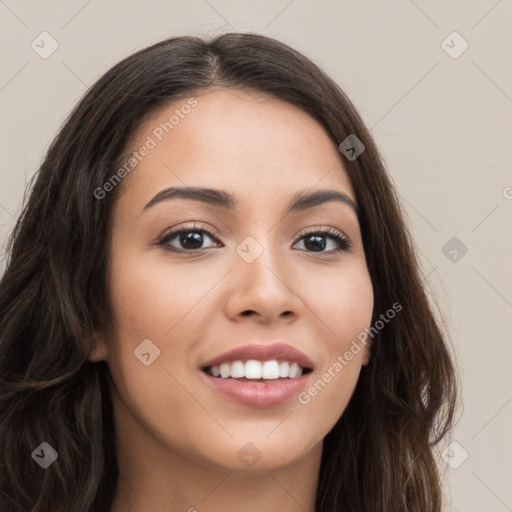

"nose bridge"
[234,231,281,283]
[225,230,301,321]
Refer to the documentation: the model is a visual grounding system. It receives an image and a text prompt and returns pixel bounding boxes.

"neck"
[110,455,321,512]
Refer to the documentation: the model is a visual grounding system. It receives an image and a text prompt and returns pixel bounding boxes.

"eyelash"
[157,222,353,256]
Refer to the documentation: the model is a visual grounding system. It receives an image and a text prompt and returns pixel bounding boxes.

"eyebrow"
[142,186,360,217]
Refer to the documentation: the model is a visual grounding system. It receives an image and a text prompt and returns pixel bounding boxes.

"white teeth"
[289,362,301,379]
[279,361,290,378]
[245,360,262,379]
[219,363,231,378]
[230,360,245,378]
[262,360,280,379]
[207,359,306,380]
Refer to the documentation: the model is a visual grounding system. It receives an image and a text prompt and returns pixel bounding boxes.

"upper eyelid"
[297,225,349,238]
[161,223,348,237]
[160,224,351,247]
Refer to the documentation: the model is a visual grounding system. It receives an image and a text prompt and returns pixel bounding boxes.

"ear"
[88,330,108,362]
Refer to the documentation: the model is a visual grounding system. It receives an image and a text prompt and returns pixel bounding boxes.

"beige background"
[1,1,511,510]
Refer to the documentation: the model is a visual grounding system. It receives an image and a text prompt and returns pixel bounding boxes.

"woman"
[0,32,458,511]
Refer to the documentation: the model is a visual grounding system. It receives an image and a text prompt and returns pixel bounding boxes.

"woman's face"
[93,88,374,472]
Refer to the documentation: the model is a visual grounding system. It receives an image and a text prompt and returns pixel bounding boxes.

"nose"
[223,238,303,324]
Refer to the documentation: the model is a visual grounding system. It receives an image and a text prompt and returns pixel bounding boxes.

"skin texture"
[91,88,374,512]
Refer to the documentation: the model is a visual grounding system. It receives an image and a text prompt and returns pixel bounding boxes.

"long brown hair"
[0,32,457,511]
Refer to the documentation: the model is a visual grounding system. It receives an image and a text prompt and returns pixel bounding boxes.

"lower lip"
[201,371,310,408]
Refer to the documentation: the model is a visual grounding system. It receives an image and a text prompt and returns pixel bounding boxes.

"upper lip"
[201,342,315,370]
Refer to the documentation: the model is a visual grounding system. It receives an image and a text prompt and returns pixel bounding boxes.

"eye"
[157,223,222,252]
[293,227,352,254]
[157,223,352,255]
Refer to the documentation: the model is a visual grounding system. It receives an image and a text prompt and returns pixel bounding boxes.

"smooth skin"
[90,88,374,512]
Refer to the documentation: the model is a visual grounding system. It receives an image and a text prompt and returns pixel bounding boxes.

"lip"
[200,342,315,370]
[199,342,314,408]
[200,371,311,408]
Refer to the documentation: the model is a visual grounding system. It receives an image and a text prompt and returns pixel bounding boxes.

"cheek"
[105,248,225,396]
[301,259,374,345]
[108,252,218,341]
[105,253,221,449]
[295,261,373,418]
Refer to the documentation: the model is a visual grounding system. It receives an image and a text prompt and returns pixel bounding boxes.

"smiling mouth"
[202,359,313,382]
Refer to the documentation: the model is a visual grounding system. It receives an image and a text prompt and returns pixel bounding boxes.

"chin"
[196,431,318,472]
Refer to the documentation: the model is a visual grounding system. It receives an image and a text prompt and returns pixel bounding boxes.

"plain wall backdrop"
[1,1,511,511]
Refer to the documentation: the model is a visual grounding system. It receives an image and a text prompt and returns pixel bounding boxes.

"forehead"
[117,88,356,210]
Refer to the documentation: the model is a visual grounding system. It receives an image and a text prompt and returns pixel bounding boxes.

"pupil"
[181,231,203,249]
[305,234,326,252]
